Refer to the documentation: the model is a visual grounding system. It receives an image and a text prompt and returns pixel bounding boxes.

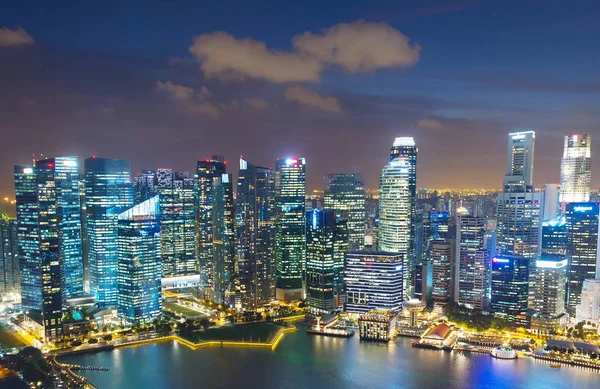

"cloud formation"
[417,118,444,130]
[0,27,35,47]
[189,20,419,83]
[243,98,268,110]
[156,80,219,117]
[285,85,341,113]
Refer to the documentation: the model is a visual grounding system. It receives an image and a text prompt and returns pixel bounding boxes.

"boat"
[491,347,518,359]
[548,363,561,368]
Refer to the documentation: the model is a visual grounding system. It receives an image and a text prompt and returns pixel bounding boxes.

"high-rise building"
[305,209,347,313]
[494,131,540,323]
[379,137,417,298]
[157,169,196,278]
[576,279,600,325]
[85,157,133,307]
[274,158,306,302]
[565,202,600,313]
[456,216,491,310]
[117,196,162,324]
[429,211,449,240]
[133,170,158,205]
[559,134,591,207]
[429,240,453,303]
[491,255,529,326]
[0,217,19,298]
[211,173,235,305]
[236,158,276,308]
[540,216,567,255]
[344,252,404,314]
[540,184,559,221]
[323,173,366,251]
[196,156,226,296]
[533,254,568,318]
[14,157,84,339]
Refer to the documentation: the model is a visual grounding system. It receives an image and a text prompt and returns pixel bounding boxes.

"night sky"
[1,0,600,194]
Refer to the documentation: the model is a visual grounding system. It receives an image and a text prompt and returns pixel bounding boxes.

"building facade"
[456,216,491,310]
[533,254,568,318]
[133,169,158,205]
[491,255,530,326]
[576,279,600,324]
[211,173,235,305]
[429,240,453,303]
[559,134,591,207]
[0,218,19,298]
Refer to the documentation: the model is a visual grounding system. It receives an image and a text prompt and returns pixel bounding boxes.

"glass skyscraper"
[565,202,599,313]
[540,216,567,255]
[211,173,235,305]
[534,254,568,318]
[196,156,226,297]
[429,239,453,303]
[456,216,491,310]
[117,195,162,324]
[378,137,417,298]
[157,169,196,278]
[85,157,133,307]
[323,173,366,251]
[236,158,276,308]
[491,255,530,326]
[559,134,591,207]
[275,158,306,302]
[0,217,19,297]
[133,169,158,205]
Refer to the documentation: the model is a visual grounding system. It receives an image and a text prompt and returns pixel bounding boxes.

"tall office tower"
[559,134,591,208]
[540,216,567,255]
[323,173,366,251]
[344,252,404,314]
[14,157,84,339]
[429,211,449,240]
[576,279,600,324]
[79,177,89,293]
[540,184,559,221]
[491,255,529,326]
[211,173,235,305]
[157,169,196,278]
[236,158,276,308]
[429,240,453,303]
[274,158,306,302]
[533,254,567,318]
[133,169,158,205]
[379,137,417,298]
[494,131,540,323]
[456,216,491,310]
[85,157,133,307]
[305,209,348,313]
[196,156,226,296]
[0,218,19,297]
[565,203,600,313]
[117,196,162,324]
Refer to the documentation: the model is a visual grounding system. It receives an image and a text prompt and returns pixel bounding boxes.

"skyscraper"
[275,158,306,302]
[85,157,133,307]
[378,137,417,298]
[236,158,276,308]
[559,134,591,207]
[576,279,600,325]
[196,156,226,296]
[540,216,567,255]
[117,196,162,324]
[565,202,600,313]
[211,173,235,305]
[534,254,568,318]
[429,240,453,303]
[0,217,19,298]
[157,169,196,278]
[14,157,84,339]
[494,131,540,323]
[323,173,366,251]
[491,255,529,326]
[133,170,158,205]
[456,216,491,310]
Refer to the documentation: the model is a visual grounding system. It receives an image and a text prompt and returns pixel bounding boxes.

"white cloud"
[285,85,341,113]
[417,118,444,130]
[243,98,268,110]
[0,27,35,47]
[155,80,219,117]
[188,20,419,83]
[155,80,195,101]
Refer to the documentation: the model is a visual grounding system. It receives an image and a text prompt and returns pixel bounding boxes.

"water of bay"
[60,329,600,389]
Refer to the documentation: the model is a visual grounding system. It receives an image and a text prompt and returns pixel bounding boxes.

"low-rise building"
[358,310,397,341]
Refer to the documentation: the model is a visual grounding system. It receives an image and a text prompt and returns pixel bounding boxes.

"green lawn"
[0,324,26,350]
[182,322,281,343]
[163,302,206,318]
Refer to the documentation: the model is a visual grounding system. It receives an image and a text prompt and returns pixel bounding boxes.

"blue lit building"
[429,211,449,240]
[133,169,158,205]
[0,217,19,298]
[85,157,133,307]
[117,196,162,324]
[541,216,567,255]
[491,255,529,326]
[211,173,235,305]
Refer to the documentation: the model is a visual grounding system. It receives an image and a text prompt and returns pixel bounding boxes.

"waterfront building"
[358,310,397,341]
[429,240,453,303]
[305,209,348,313]
[534,254,568,318]
[565,202,600,313]
[274,158,306,302]
[235,158,276,308]
[576,279,600,325]
[323,173,366,251]
[403,298,425,327]
[540,216,567,255]
[378,137,417,298]
[0,217,19,298]
[456,216,491,310]
[559,134,591,208]
[211,173,235,305]
[491,255,529,326]
[85,157,133,307]
[196,156,227,296]
[419,323,455,349]
[157,169,196,278]
[133,170,158,205]
[117,196,162,324]
[344,252,404,314]
[494,131,540,322]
